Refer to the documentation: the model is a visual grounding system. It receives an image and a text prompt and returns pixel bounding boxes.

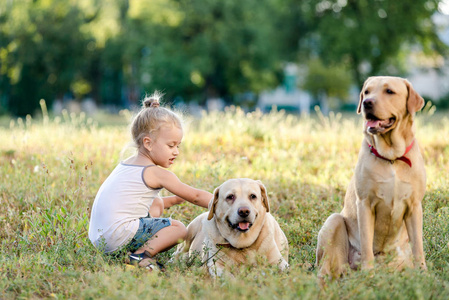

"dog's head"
[357,76,424,135]
[207,178,269,248]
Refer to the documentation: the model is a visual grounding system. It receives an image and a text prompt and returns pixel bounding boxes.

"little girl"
[88,92,212,270]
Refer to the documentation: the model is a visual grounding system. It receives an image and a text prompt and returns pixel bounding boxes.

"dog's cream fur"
[316,76,427,279]
[175,178,288,277]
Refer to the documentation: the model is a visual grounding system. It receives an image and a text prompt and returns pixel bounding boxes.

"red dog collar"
[368,140,414,167]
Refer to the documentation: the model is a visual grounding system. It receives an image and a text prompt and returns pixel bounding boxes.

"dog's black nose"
[363,98,374,109]
[238,207,250,217]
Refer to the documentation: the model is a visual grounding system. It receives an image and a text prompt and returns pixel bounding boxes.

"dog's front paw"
[279,259,289,271]
[361,259,374,270]
[418,261,427,271]
[208,265,224,278]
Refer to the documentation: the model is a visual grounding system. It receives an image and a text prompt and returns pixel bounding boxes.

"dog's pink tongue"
[366,120,381,128]
[239,222,250,230]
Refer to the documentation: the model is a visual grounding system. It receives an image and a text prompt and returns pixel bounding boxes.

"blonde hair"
[130,92,183,148]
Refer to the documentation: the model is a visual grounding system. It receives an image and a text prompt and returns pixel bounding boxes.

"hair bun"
[143,98,160,108]
[142,92,162,108]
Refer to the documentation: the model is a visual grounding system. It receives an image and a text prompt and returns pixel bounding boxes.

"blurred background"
[1,0,449,117]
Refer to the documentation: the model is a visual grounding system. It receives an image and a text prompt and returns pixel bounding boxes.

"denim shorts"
[125,217,172,253]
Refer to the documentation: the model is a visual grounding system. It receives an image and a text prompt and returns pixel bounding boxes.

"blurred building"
[257,63,312,115]
[408,12,449,101]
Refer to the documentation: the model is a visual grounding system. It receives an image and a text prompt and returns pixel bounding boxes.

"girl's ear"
[142,136,152,151]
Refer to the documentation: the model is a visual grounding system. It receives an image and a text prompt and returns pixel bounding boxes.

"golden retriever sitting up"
[316,76,427,279]
[174,178,289,277]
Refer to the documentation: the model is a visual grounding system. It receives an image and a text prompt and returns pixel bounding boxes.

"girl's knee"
[171,220,187,239]
[153,197,164,207]
[150,197,164,217]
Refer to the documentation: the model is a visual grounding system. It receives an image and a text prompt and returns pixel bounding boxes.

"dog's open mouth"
[227,218,253,232]
[365,113,395,134]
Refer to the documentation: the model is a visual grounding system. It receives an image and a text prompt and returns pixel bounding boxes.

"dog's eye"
[364,90,369,95]
[226,194,235,201]
[249,194,257,200]
[386,89,395,94]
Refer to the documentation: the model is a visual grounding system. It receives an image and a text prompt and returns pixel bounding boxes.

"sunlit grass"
[1,106,448,298]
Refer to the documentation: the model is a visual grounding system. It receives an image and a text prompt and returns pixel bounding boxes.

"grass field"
[1,106,448,299]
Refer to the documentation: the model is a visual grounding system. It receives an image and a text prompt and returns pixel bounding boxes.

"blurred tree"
[302,57,352,113]
[295,0,449,87]
[0,0,99,116]
[92,0,130,108]
[124,0,287,104]
[1,0,448,115]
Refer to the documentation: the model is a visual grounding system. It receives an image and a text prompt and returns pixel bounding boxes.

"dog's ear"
[257,180,270,213]
[207,186,220,220]
[357,77,372,114]
[404,79,424,115]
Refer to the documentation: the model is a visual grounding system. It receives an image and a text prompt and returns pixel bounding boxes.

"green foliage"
[0,0,99,115]
[299,0,449,86]
[127,0,285,101]
[1,0,448,115]
[433,89,449,109]
[1,109,449,298]
[302,58,352,101]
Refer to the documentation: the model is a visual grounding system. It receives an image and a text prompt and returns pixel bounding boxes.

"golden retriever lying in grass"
[316,76,427,279]
[174,178,289,277]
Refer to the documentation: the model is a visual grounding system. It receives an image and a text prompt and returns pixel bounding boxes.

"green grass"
[1,107,448,299]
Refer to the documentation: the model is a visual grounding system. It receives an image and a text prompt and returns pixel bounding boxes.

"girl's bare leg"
[134,220,187,256]
[149,197,164,218]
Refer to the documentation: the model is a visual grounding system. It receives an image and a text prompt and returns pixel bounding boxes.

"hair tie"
[150,101,160,108]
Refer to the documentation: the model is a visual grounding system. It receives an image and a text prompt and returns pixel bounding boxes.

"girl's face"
[145,125,183,168]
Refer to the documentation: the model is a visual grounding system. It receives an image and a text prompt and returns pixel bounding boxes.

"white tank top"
[88,163,161,253]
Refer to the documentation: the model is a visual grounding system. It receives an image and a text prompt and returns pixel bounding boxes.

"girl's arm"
[144,167,212,208]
